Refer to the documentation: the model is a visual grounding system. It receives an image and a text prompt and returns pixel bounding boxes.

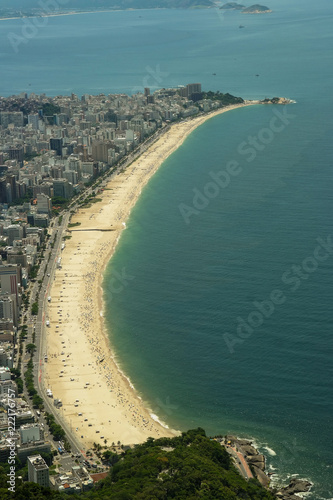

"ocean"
[1,0,332,497]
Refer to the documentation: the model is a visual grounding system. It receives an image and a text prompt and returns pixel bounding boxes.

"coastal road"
[32,211,86,455]
[226,445,253,481]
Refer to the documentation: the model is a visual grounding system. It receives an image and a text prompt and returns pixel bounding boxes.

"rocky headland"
[221,436,312,499]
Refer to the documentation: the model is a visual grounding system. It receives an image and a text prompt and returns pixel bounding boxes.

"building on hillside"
[27,455,49,488]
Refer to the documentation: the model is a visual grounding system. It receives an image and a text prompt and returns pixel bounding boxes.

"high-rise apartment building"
[50,138,63,157]
[53,179,73,199]
[36,194,52,214]
[0,294,17,326]
[28,114,39,130]
[9,147,24,166]
[0,264,22,305]
[5,225,23,246]
[27,455,49,488]
[186,83,202,96]
[92,141,110,163]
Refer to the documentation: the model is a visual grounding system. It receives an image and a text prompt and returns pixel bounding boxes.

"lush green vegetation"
[10,367,23,394]
[24,359,37,397]
[29,264,39,280]
[51,196,68,206]
[44,413,70,451]
[31,301,38,315]
[26,343,36,355]
[42,103,61,116]
[19,323,28,339]
[202,91,244,105]
[52,197,69,216]
[0,428,275,499]
[32,393,44,409]
[87,428,275,499]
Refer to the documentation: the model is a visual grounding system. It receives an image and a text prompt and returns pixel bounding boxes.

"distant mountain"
[242,4,271,13]
[0,0,214,12]
[220,2,245,10]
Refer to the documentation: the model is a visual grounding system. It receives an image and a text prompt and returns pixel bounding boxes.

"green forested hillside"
[0,429,275,499]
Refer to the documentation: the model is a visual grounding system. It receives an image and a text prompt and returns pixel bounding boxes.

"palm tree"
[26,343,36,355]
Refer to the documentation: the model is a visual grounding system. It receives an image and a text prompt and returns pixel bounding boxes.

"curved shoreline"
[44,102,258,449]
[0,10,128,22]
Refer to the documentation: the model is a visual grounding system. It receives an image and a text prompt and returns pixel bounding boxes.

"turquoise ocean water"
[1,0,332,496]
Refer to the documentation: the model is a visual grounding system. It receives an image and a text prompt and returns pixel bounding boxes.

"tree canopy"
[0,428,275,499]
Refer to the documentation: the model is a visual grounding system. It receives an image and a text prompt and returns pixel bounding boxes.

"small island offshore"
[0,84,302,499]
[221,3,272,14]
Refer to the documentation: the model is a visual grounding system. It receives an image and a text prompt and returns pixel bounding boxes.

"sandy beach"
[43,103,257,450]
